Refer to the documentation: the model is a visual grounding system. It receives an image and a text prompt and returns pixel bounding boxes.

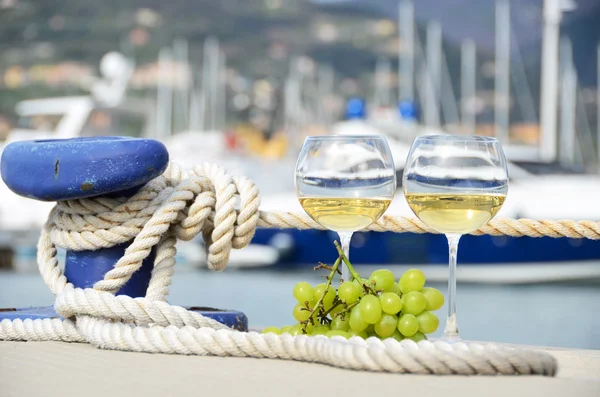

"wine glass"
[403,135,509,340]
[295,135,396,281]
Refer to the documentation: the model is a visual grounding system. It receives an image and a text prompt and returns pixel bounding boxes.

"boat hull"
[250,228,600,267]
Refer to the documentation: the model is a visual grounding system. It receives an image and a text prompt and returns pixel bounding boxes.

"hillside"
[0,0,598,132]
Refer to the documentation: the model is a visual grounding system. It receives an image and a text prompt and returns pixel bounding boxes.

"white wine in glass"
[403,135,509,340]
[295,135,396,280]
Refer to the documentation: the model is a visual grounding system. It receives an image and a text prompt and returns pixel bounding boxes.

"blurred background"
[0,0,599,350]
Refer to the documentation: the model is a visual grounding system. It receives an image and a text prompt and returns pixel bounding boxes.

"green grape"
[379,292,403,314]
[359,295,382,324]
[374,314,398,338]
[353,277,369,285]
[349,305,368,332]
[338,281,361,304]
[368,269,395,292]
[352,278,369,296]
[347,328,368,339]
[310,325,330,336]
[402,291,427,315]
[293,303,311,322]
[314,283,336,309]
[398,269,426,294]
[408,332,427,342]
[311,311,320,324]
[293,281,315,306]
[303,323,314,334]
[313,283,327,300]
[288,324,304,336]
[326,330,349,338]
[416,311,440,334]
[390,282,401,295]
[329,304,343,317]
[365,324,375,334]
[397,313,419,337]
[421,287,445,311]
[324,292,336,310]
[261,326,281,335]
[280,325,292,334]
[386,330,404,342]
[331,314,350,331]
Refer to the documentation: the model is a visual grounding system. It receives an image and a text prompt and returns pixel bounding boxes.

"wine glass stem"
[444,233,462,339]
[338,232,353,281]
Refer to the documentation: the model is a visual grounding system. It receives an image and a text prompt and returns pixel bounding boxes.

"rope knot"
[48,161,261,288]
[23,161,256,346]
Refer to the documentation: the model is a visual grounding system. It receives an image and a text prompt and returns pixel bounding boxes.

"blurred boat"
[2,46,600,281]
[0,52,286,270]
[0,53,156,243]
[250,99,600,276]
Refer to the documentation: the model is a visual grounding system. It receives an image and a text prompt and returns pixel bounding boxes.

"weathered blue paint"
[0,306,248,331]
[0,306,59,320]
[0,136,169,201]
[0,136,248,331]
[64,242,155,297]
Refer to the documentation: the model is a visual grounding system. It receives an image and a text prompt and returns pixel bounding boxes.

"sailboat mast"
[398,0,414,102]
[510,27,538,124]
[317,64,334,127]
[218,50,227,132]
[209,37,220,131]
[173,38,190,133]
[374,58,392,108]
[559,37,576,165]
[494,0,510,144]
[539,0,563,162]
[188,78,202,131]
[597,43,600,169]
[461,39,476,134]
[440,46,460,126]
[424,21,441,128]
[157,47,173,140]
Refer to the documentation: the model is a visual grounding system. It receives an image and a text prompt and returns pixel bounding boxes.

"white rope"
[0,162,561,376]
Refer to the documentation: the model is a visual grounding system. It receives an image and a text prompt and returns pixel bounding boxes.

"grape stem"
[300,256,342,333]
[330,300,359,319]
[315,262,341,274]
[333,241,376,295]
[333,241,362,281]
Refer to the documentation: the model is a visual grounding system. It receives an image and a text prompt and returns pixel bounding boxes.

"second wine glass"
[403,135,509,340]
[295,135,396,281]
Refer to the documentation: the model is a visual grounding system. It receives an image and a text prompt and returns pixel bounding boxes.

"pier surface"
[1,341,598,397]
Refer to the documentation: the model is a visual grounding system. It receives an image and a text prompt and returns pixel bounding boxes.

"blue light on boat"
[345,97,367,119]
[398,100,419,121]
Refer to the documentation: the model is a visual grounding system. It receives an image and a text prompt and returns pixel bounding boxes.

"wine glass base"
[443,314,460,341]
[441,332,462,342]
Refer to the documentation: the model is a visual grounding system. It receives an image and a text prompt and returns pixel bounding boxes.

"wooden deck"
[1,341,599,397]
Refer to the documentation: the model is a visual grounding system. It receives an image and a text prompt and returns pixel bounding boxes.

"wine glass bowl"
[295,135,396,280]
[403,136,509,234]
[403,135,509,339]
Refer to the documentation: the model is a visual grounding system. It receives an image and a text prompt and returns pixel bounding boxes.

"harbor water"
[1,266,599,350]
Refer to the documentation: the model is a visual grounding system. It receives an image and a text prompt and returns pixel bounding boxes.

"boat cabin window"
[419,156,494,168]
[512,161,586,175]
[346,159,387,173]
[17,114,63,132]
[80,108,145,138]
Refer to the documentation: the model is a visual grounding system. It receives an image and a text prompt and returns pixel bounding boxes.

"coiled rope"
[1,162,581,375]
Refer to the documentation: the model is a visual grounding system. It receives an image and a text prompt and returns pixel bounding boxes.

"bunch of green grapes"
[262,268,444,341]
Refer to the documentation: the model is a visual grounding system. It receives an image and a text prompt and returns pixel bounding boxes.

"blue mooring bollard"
[0,136,248,331]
